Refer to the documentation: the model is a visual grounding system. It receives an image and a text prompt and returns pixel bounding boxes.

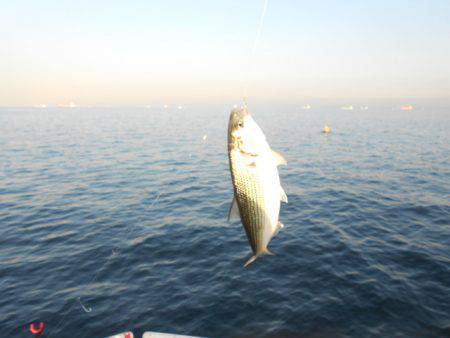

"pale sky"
[1,0,449,106]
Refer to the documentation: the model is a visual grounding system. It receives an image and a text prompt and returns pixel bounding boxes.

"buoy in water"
[29,322,44,335]
[322,125,330,134]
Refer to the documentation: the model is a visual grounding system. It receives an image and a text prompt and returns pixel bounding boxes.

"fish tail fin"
[244,255,258,268]
[243,249,274,268]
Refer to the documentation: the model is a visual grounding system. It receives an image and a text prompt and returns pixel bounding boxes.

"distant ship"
[57,102,77,108]
[341,105,354,110]
[301,104,311,110]
[400,105,413,111]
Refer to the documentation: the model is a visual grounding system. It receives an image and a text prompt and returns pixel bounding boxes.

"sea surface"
[0,106,449,338]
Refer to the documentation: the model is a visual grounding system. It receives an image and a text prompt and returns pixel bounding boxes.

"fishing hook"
[78,297,92,313]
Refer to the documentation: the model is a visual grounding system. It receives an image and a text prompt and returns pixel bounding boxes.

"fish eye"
[238,121,244,127]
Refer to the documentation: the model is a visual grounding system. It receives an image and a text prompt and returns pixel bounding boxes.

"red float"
[29,322,44,335]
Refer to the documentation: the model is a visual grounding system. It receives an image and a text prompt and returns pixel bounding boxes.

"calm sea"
[0,106,449,337]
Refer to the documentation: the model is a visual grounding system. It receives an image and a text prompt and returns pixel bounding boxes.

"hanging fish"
[227,108,288,267]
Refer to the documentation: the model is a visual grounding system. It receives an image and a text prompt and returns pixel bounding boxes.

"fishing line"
[48,191,162,337]
[242,0,269,107]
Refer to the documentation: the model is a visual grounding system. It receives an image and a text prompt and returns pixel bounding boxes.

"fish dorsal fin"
[265,249,275,255]
[227,196,240,221]
[273,221,284,237]
[280,186,288,203]
[271,149,287,166]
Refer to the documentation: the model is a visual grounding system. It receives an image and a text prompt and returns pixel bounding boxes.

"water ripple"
[0,108,449,337]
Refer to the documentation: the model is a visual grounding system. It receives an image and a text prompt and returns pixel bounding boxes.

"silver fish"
[227,108,287,267]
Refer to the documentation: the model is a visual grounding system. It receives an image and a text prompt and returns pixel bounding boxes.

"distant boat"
[301,104,311,110]
[400,105,413,111]
[322,125,330,134]
[57,102,77,108]
[341,105,354,110]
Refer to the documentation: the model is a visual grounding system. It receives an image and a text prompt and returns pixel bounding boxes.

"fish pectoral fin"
[271,149,287,166]
[227,196,240,221]
[280,187,288,203]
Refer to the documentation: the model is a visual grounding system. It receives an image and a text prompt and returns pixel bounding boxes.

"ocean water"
[0,106,449,338]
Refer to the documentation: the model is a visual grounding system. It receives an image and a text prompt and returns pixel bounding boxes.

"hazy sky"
[1,0,449,106]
